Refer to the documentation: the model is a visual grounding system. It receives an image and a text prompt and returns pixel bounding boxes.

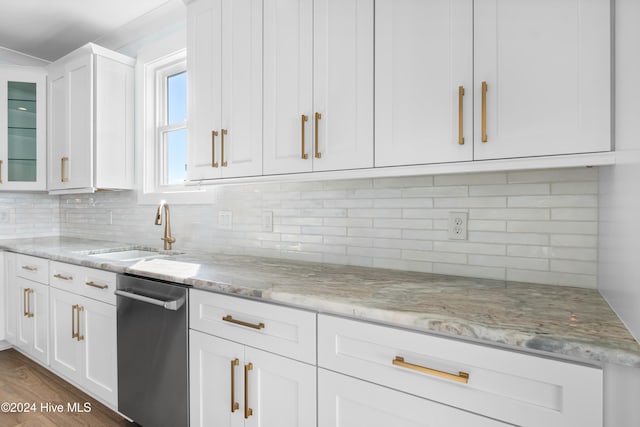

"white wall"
[599,0,640,341]
[61,167,600,288]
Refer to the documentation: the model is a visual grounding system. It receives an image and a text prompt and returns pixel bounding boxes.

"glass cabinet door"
[0,66,46,191]
[8,81,38,182]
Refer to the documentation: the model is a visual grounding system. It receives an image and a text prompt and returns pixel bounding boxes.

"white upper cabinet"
[263,0,373,175]
[187,0,263,181]
[474,0,611,160]
[0,66,46,191]
[375,0,473,167]
[47,43,134,194]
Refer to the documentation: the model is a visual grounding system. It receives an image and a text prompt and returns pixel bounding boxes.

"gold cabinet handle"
[458,86,465,145]
[221,129,228,167]
[481,81,488,142]
[211,130,219,168]
[23,288,29,317]
[392,356,469,384]
[314,112,322,158]
[222,315,265,330]
[85,281,109,290]
[301,114,309,159]
[244,363,253,419]
[230,358,240,413]
[76,305,84,341]
[21,265,38,272]
[61,157,69,182]
[72,304,78,339]
[27,289,34,318]
[0,159,3,184]
[54,273,73,281]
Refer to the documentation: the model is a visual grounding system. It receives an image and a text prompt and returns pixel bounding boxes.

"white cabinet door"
[187,0,223,181]
[220,0,262,178]
[64,54,93,189]
[50,287,83,381]
[0,66,47,191]
[81,296,117,405]
[16,277,48,365]
[47,66,68,191]
[3,252,17,345]
[375,0,473,167]
[244,347,316,427]
[312,0,373,172]
[190,330,244,427]
[263,0,313,175]
[318,369,511,427]
[474,0,611,160]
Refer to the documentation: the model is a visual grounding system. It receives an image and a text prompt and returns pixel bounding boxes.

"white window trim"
[136,31,217,205]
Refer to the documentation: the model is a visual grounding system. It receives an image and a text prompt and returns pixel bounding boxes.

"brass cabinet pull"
[458,86,465,145]
[72,304,78,339]
[393,356,469,384]
[23,288,29,317]
[221,129,228,167]
[481,81,488,142]
[222,315,265,330]
[85,281,108,290]
[314,112,322,158]
[21,265,38,272]
[76,306,84,341]
[0,159,3,184]
[27,289,34,318]
[54,273,73,281]
[301,114,309,159]
[244,363,253,419]
[230,358,239,413]
[211,130,219,168]
[61,157,69,182]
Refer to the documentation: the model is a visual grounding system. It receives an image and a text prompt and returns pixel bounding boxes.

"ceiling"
[0,0,175,62]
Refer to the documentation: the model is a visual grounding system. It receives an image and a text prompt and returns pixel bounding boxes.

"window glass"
[166,128,187,185]
[167,71,187,125]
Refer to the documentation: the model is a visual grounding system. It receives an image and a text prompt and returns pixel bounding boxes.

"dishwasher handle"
[115,289,185,311]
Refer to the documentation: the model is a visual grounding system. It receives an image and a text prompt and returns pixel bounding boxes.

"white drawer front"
[190,290,316,364]
[16,254,49,284]
[50,262,116,305]
[318,314,603,427]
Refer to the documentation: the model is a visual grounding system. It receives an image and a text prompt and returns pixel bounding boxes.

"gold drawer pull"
[230,358,239,413]
[244,363,253,419]
[301,114,309,159]
[392,356,469,384]
[314,112,322,158]
[23,288,30,317]
[458,86,465,145]
[72,304,78,339]
[211,130,219,168]
[0,159,3,184]
[21,265,38,272]
[481,81,488,142]
[85,281,109,290]
[61,156,69,182]
[222,315,265,330]
[76,305,84,341]
[54,273,73,281]
[221,129,228,167]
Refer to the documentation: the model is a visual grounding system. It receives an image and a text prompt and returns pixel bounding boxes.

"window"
[158,67,187,185]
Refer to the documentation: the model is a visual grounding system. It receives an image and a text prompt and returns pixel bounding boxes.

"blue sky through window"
[166,71,187,184]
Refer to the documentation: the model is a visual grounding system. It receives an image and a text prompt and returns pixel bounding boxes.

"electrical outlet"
[0,209,9,223]
[262,211,273,232]
[448,212,468,240]
[218,211,233,230]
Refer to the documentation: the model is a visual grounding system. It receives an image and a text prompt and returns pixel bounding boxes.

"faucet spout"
[155,201,176,250]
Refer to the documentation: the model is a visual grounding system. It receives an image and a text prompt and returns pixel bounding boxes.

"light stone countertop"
[2,236,640,368]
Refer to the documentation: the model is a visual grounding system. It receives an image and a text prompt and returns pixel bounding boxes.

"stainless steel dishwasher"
[115,274,189,427]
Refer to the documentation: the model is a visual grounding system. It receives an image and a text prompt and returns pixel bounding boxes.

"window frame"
[136,32,216,205]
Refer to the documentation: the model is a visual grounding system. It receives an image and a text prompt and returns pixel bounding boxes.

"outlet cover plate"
[448,212,468,240]
[218,211,233,230]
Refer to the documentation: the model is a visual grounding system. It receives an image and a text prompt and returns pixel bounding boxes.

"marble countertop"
[2,236,640,368]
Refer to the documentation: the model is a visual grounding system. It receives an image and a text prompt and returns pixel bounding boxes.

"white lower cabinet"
[189,290,317,427]
[319,368,510,427]
[50,287,117,406]
[15,277,49,365]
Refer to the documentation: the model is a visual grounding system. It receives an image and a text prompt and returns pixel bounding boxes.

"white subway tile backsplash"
[52,167,600,289]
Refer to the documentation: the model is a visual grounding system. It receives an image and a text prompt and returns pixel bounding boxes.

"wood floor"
[0,348,136,427]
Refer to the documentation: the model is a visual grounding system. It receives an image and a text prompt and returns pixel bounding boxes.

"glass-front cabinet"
[0,66,46,191]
